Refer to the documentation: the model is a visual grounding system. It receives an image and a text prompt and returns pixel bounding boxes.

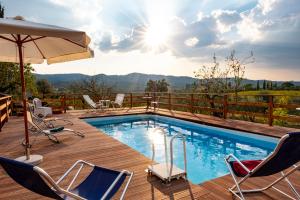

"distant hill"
[34,73,197,92]
[34,73,300,92]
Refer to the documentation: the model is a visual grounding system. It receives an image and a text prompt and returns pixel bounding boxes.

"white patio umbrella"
[0,16,93,165]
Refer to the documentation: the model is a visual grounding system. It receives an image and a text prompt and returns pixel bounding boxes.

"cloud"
[2,0,299,78]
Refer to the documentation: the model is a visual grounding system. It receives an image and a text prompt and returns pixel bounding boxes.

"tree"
[226,50,254,98]
[244,83,253,91]
[256,80,260,90]
[68,76,114,99]
[0,62,37,97]
[145,80,156,92]
[0,3,4,18]
[273,82,278,89]
[156,79,169,92]
[281,81,294,89]
[145,79,169,92]
[36,79,53,98]
[263,80,266,90]
[194,54,229,116]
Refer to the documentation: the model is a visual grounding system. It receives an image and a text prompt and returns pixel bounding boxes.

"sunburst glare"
[144,22,170,48]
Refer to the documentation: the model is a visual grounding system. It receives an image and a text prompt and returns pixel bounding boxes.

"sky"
[1,0,300,81]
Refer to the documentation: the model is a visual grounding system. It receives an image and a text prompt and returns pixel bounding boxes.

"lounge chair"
[83,95,103,112]
[33,98,52,118]
[0,157,133,200]
[150,96,160,111]
[111,93,125,109]
[225,132,300,200]
[28,103,73,128]
[27,110,84,143]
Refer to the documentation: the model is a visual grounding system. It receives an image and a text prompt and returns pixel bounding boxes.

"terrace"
[0,93,299,199]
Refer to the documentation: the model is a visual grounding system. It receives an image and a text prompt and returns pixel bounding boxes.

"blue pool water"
[84,114,278,184]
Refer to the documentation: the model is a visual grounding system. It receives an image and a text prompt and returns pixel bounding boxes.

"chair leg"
[225,158,246,199]
[46,134,59,143]
[226,160,300,200]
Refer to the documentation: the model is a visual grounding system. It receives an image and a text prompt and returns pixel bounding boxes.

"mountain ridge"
[34,72,300,92]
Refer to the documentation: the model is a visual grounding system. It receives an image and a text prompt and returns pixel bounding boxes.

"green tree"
[194,54,228,116]
[36,79,53,98]
[281,81,294,89]
[273,82,278,89]
[145,79,169,92]
[68,76,114,99]
[256,80,260,90]
[263,80,266,90]
[145,80,156,92]
[0,3,4,18]
[244,83,253,91]
[0,62,37,98]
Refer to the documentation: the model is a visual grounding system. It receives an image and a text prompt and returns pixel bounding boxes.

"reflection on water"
[97,119,275,184]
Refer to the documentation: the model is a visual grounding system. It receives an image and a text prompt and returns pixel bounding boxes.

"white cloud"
[185,37,199,47]
[258,0,277,15]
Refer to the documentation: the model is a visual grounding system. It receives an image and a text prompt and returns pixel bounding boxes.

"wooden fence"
[13,92,300,127]
[0,95,12,131]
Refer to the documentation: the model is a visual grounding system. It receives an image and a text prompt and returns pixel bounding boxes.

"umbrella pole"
[15,35,43,165]
[17,39,30,160]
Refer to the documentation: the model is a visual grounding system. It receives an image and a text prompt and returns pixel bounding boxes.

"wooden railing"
[0,95,12,131]
[13,92,300,128]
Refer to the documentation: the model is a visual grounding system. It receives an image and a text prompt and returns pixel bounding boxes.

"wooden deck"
[0,108,299,199]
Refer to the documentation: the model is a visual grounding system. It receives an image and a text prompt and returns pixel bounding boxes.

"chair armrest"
[225,154,251,173]
[56,160,94,185]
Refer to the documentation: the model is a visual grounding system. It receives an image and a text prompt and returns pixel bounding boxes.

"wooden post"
[130,93,133,108]
[223,94,228,119]
[190,94,194,113]
[6,99,9,122]
[268,95,274,126]
[168,93,171,110]
[0,100,2,132]
[61,94,66,113]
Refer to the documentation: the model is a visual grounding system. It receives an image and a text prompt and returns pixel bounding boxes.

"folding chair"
[225,132,300,200]
[27,110,84,143]
[0,157,133,200]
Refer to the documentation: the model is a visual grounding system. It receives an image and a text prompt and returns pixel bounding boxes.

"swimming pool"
[84,114,278,184]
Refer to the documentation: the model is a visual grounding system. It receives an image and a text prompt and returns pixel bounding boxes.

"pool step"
[147,163,186,182]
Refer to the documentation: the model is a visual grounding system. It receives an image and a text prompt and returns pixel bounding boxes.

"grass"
[238,90,300,96]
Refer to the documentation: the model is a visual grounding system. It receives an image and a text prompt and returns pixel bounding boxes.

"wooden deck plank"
[0,108,299,200]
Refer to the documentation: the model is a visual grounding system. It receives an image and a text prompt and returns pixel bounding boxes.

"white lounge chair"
[150,96,160,111]
[111,93,125,109]
[27,110,84,143]
[28,103,73,128]
[32,98,52,118]
[83,95,103,112]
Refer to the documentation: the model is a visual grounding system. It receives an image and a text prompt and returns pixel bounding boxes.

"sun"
[144,22,170,48]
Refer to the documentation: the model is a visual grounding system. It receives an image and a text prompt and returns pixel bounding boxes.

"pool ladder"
[146,127,187,184]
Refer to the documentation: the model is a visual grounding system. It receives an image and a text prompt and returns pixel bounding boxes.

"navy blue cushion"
[0,157,62,199]
[67,166,127,200]
[251,132,300,177]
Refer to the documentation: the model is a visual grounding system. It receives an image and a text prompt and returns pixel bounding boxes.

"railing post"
[130,93,133,108]
[61,94,66,113]
[268,95,274,126]
[6,99,9,122]
[223,94,228,119]
[190,94,194,113]
[0,100,2,132]
[168,93,171,110]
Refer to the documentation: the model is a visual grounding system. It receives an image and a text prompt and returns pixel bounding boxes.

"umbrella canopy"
[0,16,93,164]
[0,16,93,64]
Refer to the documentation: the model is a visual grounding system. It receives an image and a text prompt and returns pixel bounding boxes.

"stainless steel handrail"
[149,127,187,182]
